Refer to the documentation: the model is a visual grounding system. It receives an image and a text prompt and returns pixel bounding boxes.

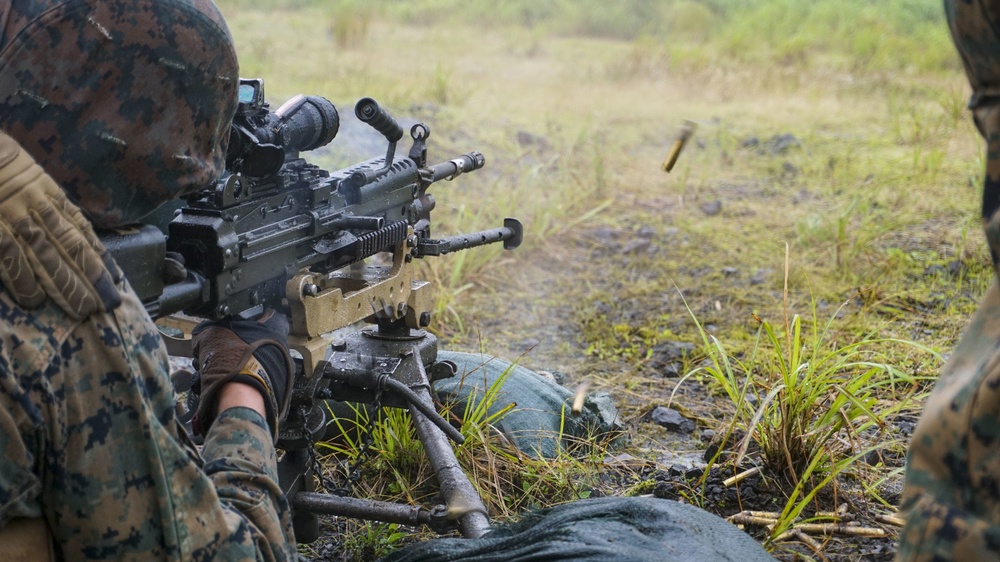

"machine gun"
[102,78,522,543]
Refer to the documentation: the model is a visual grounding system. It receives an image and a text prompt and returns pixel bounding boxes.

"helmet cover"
[0,0,239,227]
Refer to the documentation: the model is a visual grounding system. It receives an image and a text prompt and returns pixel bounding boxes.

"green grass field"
[214,1,990,559]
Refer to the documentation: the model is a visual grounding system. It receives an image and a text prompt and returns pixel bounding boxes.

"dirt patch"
[441,139,934,560]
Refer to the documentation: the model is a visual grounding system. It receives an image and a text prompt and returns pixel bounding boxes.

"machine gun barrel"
[417,217,523,256]
[428,152,485,181]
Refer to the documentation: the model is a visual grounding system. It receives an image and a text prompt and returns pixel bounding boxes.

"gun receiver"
[105,78,521,544]
[117,83,517,325]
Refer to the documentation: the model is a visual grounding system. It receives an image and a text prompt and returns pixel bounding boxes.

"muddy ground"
[269,112,987,561]
[447,230,899,561]
[425,133,950,562]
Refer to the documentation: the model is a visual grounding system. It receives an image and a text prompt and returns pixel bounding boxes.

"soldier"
[0,0,297,560]
[897,2,1000,561]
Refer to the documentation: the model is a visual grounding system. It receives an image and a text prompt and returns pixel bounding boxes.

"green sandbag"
[435,351,624,458]
[320,351,623,458]
[376,496,775,562]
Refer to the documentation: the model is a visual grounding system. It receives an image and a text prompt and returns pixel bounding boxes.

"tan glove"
[0,131,121,319]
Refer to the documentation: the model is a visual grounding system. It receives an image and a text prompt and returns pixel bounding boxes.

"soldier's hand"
[191,310,294,443]
[0,131,122,319]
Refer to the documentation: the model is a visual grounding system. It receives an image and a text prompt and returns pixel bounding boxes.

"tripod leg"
[408,356,491,538]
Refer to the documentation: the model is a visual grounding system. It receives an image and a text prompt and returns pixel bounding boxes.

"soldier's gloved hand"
[0,131,122,319]
[191,310,294,443]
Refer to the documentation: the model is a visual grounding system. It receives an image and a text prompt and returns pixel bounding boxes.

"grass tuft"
[326,3,374,49]
[315,358,613,558]
[674,249,940,548]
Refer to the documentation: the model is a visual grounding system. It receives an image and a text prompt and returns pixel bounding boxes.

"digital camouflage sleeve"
[898,2,1000,561]
[0,270,297,560]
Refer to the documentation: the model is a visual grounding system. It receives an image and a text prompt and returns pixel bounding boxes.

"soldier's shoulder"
[0,288,72,373]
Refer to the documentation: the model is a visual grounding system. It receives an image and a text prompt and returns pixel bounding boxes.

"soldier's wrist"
[216,381,267,419]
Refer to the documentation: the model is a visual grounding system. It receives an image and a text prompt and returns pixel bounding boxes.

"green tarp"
[377,496,775,562]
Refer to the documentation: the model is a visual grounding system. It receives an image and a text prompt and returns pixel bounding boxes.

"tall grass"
[315,358,611,553]
[219,0,954,74]
[674,250,940,547]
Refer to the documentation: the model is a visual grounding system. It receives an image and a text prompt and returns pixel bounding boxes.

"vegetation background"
[214,0,987,559]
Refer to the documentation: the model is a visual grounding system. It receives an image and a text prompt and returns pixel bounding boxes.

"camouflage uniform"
[0,0,296,559]
[898,2,1000,560]
[0,255,296,561]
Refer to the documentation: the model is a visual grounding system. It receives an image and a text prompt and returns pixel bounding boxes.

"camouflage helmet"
[0,0,239,228]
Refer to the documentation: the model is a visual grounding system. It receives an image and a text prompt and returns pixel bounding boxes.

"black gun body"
[169,154,424,319]
[101,84,522,542]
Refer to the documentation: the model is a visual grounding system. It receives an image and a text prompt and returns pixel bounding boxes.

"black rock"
[649,406,696,433]
[781,161,800,177]
[651,341,696,362]
[897,421,915,436]
[662,362,683,378]
[622,238,651,254]
[700,200,722,216]
[768,133,800,154]
[515,338,540,351]
[653,480,676,499]
[684,466,704,479]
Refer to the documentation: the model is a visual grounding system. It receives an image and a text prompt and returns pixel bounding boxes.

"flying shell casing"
[661,120,698,173]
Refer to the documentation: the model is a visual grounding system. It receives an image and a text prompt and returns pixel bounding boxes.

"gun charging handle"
[355,98,404,143]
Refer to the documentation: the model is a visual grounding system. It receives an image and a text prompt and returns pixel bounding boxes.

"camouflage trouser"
[0,279,296,561]
[897,2,1000,560]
